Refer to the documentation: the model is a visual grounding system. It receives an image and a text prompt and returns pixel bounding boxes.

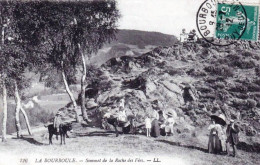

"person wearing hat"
[53,111,62,133]
[208,117,225,154]
[164,112,175,136]
[226,119,240,157]
[208,113,227,154]
[150,108,160,138]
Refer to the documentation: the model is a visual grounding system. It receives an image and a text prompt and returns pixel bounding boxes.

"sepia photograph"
[0,0,259,164]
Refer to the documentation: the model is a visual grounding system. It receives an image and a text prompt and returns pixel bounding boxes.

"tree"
[0,1,32,139]
[13,1,120,122]
[66,1,120,121]
[0,1,10,142]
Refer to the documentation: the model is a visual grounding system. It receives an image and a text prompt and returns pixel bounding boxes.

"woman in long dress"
[208,119,223,154]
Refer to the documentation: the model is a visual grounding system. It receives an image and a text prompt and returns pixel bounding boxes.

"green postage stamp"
[216,1,259,41]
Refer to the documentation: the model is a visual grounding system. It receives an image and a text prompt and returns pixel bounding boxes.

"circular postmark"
[196,0,248,46]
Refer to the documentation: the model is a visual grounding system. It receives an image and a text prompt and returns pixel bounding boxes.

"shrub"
[247,83,260,92]
[242,51,254,57]
[232,59,256,69]
[246,99,257,109]
[211,82,225,89]
[229,84,248,93]
[204,65,234,77]
[255,66,260,76]
[197,86,212,93]
[186,69,207,77]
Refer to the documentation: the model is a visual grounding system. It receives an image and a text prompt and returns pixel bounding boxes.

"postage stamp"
[216,2,259,41]
[196,0,260,46]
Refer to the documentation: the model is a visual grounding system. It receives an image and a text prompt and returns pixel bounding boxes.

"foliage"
[13,0,120,71]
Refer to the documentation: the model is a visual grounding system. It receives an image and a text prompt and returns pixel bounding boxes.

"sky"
[117,0,205,37]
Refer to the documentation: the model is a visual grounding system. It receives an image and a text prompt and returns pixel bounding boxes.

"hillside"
[87,42,260,133]
[1,40,260,165]
[90,29,178,66]
[113,29,178,48]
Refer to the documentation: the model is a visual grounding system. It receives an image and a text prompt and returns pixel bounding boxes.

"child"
[145,115,152,137]
[53,111,62,133]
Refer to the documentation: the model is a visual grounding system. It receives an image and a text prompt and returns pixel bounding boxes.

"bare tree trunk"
[1,81,7,142]
[78,43,89,121]
[14,82,22,138]
[61,70,80,122]
[14,81,32,136]
[20,107,32,135]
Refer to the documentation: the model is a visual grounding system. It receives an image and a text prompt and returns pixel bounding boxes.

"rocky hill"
[56,40,259,136]
[55,41,260,150]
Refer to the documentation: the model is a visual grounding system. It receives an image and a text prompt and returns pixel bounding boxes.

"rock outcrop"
[56,41,260,137]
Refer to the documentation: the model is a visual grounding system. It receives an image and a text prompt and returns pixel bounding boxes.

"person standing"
[151,108,160,138]
[208,119,223,154]
[145,116,151,137]
[180,28,188,43]
[118,98,127,122]
[226,119,240,157]
[152,108,159,120]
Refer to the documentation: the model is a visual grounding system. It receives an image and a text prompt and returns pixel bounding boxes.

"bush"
[246,99,257,109]
[242,51,254,57]
[186,68,207,77]
[197,86,212,93]
[255,66,260,76]
[232,59,256,69]
[204,65,234,77]
[247,83,260,92]
[229,84,248,93]
[212,82,225,89]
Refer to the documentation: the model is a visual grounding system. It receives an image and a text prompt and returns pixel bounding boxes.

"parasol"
[210,114,226,126]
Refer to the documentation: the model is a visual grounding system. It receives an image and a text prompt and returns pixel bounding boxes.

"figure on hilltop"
[187,29,198,42]
[180,28,188,43]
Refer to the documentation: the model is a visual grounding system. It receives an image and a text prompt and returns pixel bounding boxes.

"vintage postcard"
[0,0,260,165]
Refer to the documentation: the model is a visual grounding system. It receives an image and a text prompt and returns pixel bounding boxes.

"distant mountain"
[91,29,178,65]
[113,29,178,48]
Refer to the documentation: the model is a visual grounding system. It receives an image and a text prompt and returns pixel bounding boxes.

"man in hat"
[226,119,240,157]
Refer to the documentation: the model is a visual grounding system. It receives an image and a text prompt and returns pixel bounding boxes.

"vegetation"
[0,0,119,139]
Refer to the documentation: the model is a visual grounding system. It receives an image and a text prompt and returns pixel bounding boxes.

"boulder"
[86,98,98,109]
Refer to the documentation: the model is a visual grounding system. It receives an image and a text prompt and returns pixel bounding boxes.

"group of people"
[208,114,240,157]
[52,98,240,158]
[145,109,176,137]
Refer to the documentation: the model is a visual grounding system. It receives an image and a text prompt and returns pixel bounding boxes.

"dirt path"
[0,125,259,165]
